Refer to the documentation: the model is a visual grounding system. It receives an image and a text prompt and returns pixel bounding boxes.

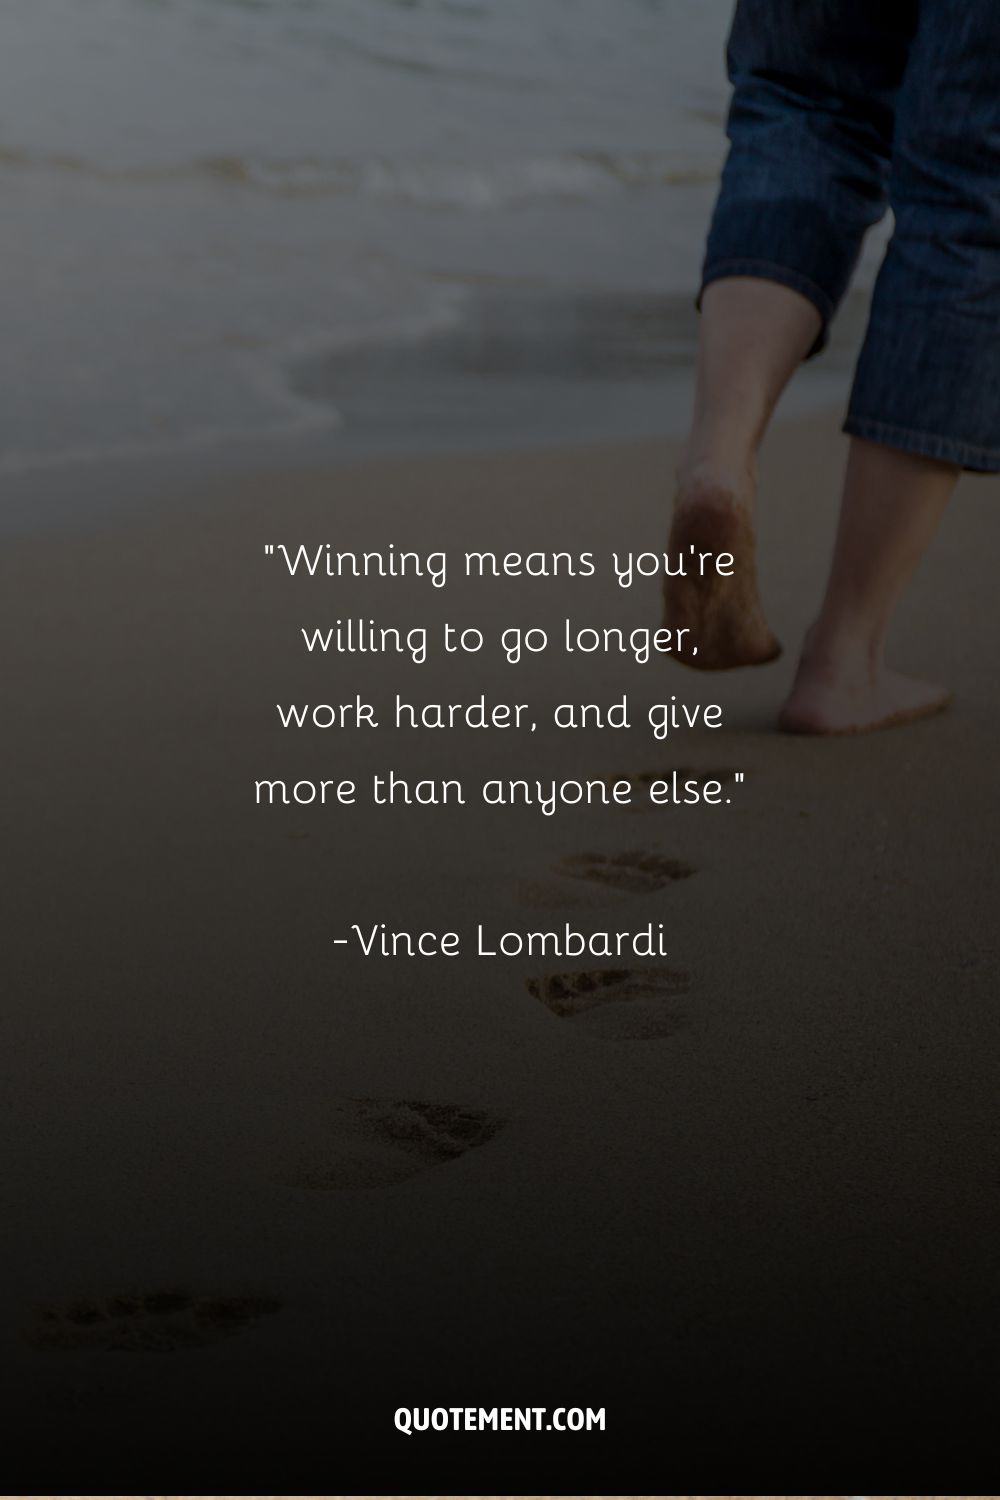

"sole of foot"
[779,668,953,736]
[664,491,781,670]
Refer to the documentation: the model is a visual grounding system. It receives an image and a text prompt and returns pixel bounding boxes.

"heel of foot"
[670,497,748,559]
[664,498,781,671]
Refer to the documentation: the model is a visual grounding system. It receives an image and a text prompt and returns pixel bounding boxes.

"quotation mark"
[264,544,274,555]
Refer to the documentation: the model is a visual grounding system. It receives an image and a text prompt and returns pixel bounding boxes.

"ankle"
[676,450,757,513]
[799,620,884,682]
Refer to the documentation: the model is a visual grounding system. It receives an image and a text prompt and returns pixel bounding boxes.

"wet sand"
[3,412,999,1487]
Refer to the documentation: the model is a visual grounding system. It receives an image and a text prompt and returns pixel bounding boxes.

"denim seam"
[701,258,836,323]
[844,415,1000,472]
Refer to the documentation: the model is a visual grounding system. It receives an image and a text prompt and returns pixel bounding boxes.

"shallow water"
[0,0,872,472]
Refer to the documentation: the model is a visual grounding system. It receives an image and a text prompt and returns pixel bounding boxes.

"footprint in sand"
[556,848,696,894]
[527,966,690,1040]
[517,847,696,909]
[280,1098,507,1191]
[25,1291,280,1353]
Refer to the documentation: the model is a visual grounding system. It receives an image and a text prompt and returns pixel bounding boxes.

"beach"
[4,0,999,1483]
[3,412,1000,1483]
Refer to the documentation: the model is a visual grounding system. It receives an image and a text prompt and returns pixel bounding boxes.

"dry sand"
[2,413,999,1484]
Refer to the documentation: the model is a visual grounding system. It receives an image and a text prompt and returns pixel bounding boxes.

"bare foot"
[779,639,952,735]
[663,468,781,671]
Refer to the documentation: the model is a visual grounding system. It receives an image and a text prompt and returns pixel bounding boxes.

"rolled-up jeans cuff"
[698,195,868,357]
[698,258,834,356]
[843,416,1000,473]
[847,305,1000,473]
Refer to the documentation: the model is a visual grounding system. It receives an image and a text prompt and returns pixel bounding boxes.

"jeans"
[703,0,1000,471]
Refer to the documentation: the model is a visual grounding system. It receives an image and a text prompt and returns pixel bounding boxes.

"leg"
[779,439,957,733]
[666,0,913,669]
[844,1,1000,472]
[667,278,821,669]
[782,0,1000,732]
[680,278,823,499]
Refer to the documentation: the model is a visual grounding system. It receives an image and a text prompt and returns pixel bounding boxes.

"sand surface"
[2,414,999,1485]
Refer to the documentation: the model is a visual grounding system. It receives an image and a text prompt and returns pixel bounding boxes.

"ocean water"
[0,0,865,472]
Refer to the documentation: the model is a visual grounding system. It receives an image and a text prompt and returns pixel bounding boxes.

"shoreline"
[0,275,872,510]
[0,388,849,549]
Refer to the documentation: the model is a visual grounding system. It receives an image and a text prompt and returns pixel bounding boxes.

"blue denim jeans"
[703,0,1000,471]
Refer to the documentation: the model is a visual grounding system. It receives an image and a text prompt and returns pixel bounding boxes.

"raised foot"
[779,663,952,736]
[663,477,781,671]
